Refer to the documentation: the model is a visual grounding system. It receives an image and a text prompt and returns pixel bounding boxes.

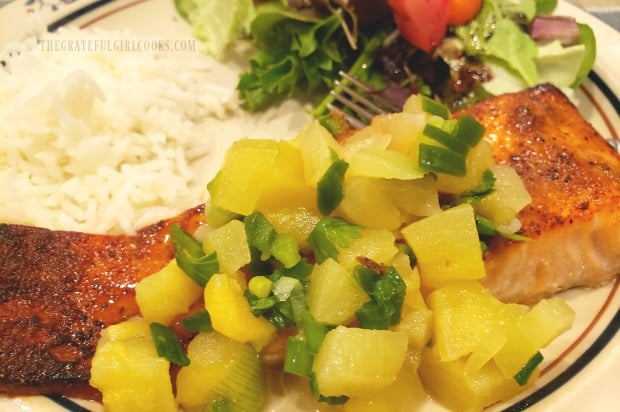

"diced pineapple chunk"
[428,280,526,362]
[369,111,427,156]
[265,206,321,249]
[202,219,251,275]
[398,307,433,350]
[338,228,399,269]
[474,164,532,226]
[390,254,427,311]
[347,148,423,180]
[293,120,343,187]
[434,138,494,194]
[255,141,317,214]
[379,175,442,218]
[312,326,408,397]
[207,138,280,215]
[401,203,486,288]
[90,319,177,412]
[135,259,203,325]
[204,273,276,350]
[493,297,574,377]
[344,349,429,411]
[176,332,264,412]
[307,258,369,325]
[340,124,391,161]
[338,176,401,230]
[419,346,536,412]
[401,94,423,114]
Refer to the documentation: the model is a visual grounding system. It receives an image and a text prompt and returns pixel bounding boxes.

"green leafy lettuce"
[455,0,596,96]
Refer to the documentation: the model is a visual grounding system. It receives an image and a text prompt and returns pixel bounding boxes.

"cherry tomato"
[447,0,482,26]
[388,0,449,53]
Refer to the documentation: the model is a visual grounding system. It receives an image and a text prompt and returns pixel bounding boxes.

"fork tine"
[339,71,403,113]
[327,70,404,128]
[330,81,383,122]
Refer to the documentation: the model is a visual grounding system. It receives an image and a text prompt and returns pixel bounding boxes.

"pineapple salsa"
[89,95,575,412]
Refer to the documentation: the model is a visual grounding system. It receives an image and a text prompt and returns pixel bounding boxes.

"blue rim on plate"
[2,0,616,410]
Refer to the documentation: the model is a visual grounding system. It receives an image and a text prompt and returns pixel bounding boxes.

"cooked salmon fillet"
[0,84,618,399]
[0,205,204,399]
[463,83,620,303]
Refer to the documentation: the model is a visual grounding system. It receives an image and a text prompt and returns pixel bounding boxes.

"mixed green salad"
[175,0,595,114]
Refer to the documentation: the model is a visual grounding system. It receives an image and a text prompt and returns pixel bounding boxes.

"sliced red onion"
[529,15,581,47]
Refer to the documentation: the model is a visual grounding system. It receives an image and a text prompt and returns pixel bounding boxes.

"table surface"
[568,0,620,30]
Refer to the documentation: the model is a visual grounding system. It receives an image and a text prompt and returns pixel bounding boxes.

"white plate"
[0,0,618,411]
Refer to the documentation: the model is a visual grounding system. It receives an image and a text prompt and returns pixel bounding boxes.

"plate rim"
[0,0,618,411]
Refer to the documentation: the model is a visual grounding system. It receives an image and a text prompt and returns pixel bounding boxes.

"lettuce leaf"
[175,0,256,58]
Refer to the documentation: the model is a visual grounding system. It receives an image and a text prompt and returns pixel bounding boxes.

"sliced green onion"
[149,322,190,366]
[310,372,350,405]
[461,169,496,202]
[396,242,417,266]
[284,337,313,377]
[514,351,544,386]
[179,309,213,333]
[418,143,467,176]
[454,114,486,147]
[205,397,233,412]
[300,312,328,354]
[354,265,406,330]
[271,233,301,268]
[475,214,531,241]
[423,123,470,154]
[170,224,219,286]
[421,96,450,119]
[307,216,363,264]
[244,212,276,255]
[271,259,313,285]
[317,157,349,216]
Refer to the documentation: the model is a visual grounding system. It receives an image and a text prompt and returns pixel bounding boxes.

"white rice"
[0,26,238,234]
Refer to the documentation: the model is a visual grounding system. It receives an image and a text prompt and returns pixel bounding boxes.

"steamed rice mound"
[0,26,237,234]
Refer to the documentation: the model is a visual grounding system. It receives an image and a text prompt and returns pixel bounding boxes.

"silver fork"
[327,70,401,129]
[327,71,620,154]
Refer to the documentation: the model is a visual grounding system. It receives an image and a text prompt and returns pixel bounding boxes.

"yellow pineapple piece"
[344,349,429,412]
[312,326,408,397]
[202,219,251,275]
[338,176,401,230]
[419,346,536,412]
[390,253,427,310]
[265,206,321,249]
[493,297,574,377]
[340,122,391,161]
[398,307,433,350]
[207,138,280,215]
[428,280,526,362]
[338,228,399,269]
[176,331,264,412]
[434,139,494,194]
[255,141,317,214]
[204,273,276,350]
[401,203,486,288]
[89,319,176,412]
[347,148,423,180]
[307,258,369,325]
[292,120,343,187]
[135,259,203,325]
[379,175,442,218]
[474,164,532,227]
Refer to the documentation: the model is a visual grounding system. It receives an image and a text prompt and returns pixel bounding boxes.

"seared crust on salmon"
[463,84,620,303]
[0,205,204,399]
[0,84,618,399]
